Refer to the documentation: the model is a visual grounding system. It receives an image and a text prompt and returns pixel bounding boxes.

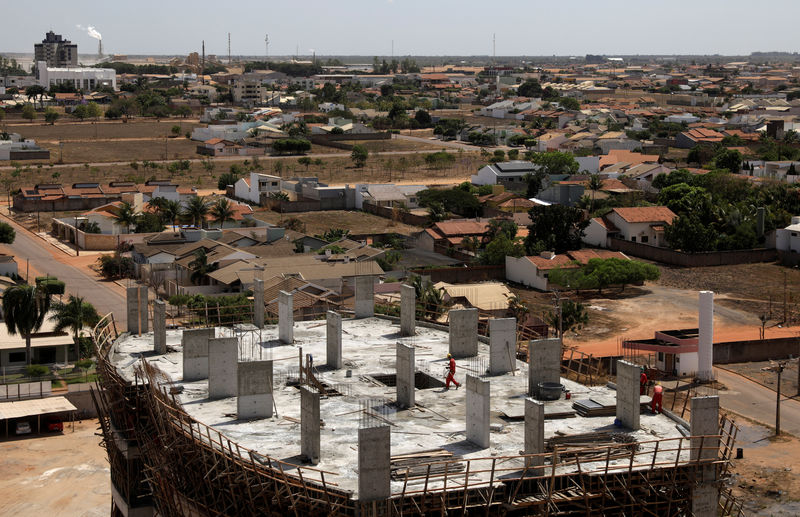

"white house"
[506,249,629,291]
[776,216,800,253]
[234,172,282,205]
[583,206,677,248]
[36,61,116,90]
[471,157,600,189]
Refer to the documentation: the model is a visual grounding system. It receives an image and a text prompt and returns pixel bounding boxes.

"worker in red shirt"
[640,368,648,395]
[651,383,663,414]
[445,353,460,390]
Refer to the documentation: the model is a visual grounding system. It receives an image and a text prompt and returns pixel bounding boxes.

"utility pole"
[763,361,787,436]
[201,40,205,85]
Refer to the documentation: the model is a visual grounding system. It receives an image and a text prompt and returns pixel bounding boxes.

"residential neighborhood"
[2,6,800,517]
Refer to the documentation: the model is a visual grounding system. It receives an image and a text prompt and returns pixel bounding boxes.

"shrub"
[25,364,49,377]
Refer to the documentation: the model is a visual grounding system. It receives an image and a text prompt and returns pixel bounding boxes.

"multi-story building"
[34,31,78,68]
[36,61,116,91]
[232,80,268,106]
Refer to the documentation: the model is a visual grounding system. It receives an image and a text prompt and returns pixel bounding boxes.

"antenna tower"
[201,40,205,84]
[228,33,231,64]
[265,34,269,61]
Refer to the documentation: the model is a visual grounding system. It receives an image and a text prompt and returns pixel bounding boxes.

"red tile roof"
[611,206,676,224]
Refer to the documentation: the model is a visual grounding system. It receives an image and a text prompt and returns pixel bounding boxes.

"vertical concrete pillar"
[182,328,215,381]
[237,360,273,419]
[697,291,714,382]
[528,338,561,397]
[326,311,343,369]
[354,276,375,318]
[126,287,139,334]
[138,286,149,334]
[615,360,641,431]
[358,425,391,502]
[153,299,167,354]
[278,290,293,344]
[253,278,264,329]
[448,308,478,358]
[466,374,490,449]
[400,284,416,336]
[396,342,415,409]
[208,337,238,399]
[489,317,516,375]
[300,386,321,464]
[691,396,720,517]
[524,398,545,469]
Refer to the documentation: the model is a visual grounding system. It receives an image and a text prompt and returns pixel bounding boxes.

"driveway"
[715,366,800,437]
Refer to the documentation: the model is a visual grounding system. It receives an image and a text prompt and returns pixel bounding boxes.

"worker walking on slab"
[445,353,460,390]
[651,382,663,413]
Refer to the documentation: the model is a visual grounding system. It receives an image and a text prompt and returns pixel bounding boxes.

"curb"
[0,207,76,256]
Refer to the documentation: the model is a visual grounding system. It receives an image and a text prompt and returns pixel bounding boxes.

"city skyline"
[2,0,800,57]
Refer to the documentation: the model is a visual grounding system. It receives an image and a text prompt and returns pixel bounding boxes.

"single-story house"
[583,206,677,248]
[506,249,630,291]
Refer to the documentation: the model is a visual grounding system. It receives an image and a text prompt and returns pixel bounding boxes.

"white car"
[15,421,32,435]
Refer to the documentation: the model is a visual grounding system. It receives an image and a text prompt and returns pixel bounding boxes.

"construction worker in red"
[445,353,460,390]
[640,368,648,395]
[651,382,663,414]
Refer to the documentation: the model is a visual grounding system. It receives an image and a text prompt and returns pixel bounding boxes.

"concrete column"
[153,300,166,354]
[278,290,293,344]
[396,342,415,409]
[528,338,561,397]
[253,278,265,329]
[449,308,478,358]
[400,284,416,336]
[326,311,343,369]
[697,291,714,382]
[466,374,490,449]
[208,337,238,399]
[182,328,215,381]
[354,276,375,318]
[358,425,391,502]
[524,398,545,469]
[691,396,720,517]
[138,286,149,334]
[489,317,516,375]
[300,386,321,464]
[126,287,139,334]
[237,360,273,419]
[615,360,641,430]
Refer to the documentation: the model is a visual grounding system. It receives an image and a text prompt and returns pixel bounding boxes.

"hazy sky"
[3,0,799,57]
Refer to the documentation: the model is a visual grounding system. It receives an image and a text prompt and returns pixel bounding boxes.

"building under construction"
[93,281,746,516]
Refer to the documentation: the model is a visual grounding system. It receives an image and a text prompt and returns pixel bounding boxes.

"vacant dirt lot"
[6,119,203,141]
[658,263,800,325]
[0,418,109,516]
[722,361,800,399]
[253,209,422,236]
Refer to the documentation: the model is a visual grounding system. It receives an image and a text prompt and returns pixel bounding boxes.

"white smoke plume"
[76,24,102,40]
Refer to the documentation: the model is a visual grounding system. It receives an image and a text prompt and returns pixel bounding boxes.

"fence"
[608,237,778,267]
[362,201,432,227]
[0,380,52,400]
[409,265,505,283]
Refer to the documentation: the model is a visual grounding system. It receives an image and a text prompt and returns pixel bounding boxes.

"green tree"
[188,248,218,285]
[664,214,718,252]
[217,172,239,190]
[2,284,51,364]
[518,79,543,98]
[486,218,518,241]
[0,222,15,243]
[558,97,581,110]
[298,156,312,170]
[210,198,234,228]
[548,299,589,337]
[714,148,743,174]
[525,205,588,254]
[587,173,603,213]
[22,104,36,120]
[26,85,47,109]
[44,108,60,125]
[72,104,90,120]
[112,201,138,233]
[530,151,579,176]
[351,144,369,168]
[523,170,548,198]
[414,109,432,126]
[182,196,210,228]
[159,199,182,230]
[479,233,524,265]
[49,295,100,359]
[86,102,102,120]
[97,253,135,279]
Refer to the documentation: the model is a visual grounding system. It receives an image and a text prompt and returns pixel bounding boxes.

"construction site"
[92,280,747,516]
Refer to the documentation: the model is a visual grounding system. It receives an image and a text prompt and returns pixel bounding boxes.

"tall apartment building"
[34,31,78,68]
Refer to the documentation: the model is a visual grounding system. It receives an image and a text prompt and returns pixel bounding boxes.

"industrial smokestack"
[697,291,714,382]
[98,39,103,59]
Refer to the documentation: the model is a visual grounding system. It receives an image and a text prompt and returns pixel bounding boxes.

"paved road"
[715,366,800,437]
[3,216,127,326]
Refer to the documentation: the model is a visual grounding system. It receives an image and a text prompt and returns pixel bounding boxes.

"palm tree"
[182,196,210,228]
[210,198,235,228]
[188,249,218,285]
[160,200,181,231]
[49,295,100,360]
[2,284,51,365]
[112,201,138,234]
[587,173,603,214]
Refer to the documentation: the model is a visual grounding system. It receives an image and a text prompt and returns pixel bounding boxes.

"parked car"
[46,416,63,432]
[15,421,32,435]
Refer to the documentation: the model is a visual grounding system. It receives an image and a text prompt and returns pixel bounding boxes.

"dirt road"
[0,419,109,516]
